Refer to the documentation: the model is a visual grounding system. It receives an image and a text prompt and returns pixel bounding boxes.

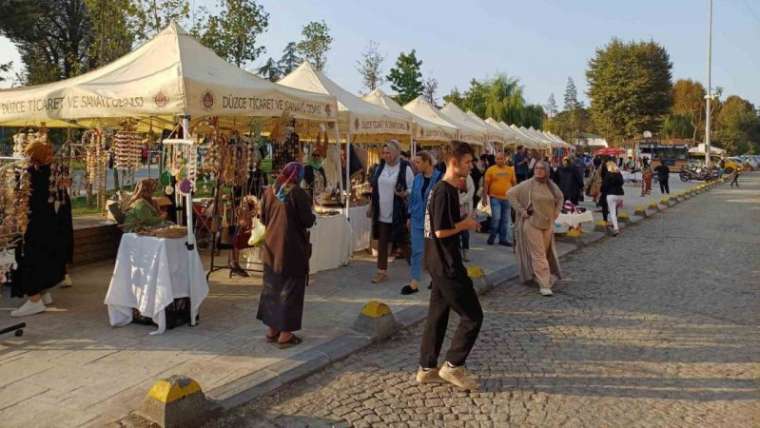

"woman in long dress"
[507,160,564,297]
[11,141,73,317]
[257,162,316,348]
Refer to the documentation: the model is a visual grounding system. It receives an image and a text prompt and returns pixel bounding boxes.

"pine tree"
[545,93,558,118]
[564,77,579,111]
[258,57,281,82]
[278,42,301,75]
[386,50,423,105]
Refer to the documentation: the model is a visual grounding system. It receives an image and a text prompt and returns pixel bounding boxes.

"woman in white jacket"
[459,173,476,261]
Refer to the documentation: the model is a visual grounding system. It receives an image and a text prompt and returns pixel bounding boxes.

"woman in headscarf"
[368,140,414,284]
[507,160,564,297]
[10,141,73,317]
[122,178,168,233]
[257,162,316,348]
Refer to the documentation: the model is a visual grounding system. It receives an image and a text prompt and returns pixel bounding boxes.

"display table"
[555,210,595,230]
[309,213,352,273]
[344,204,371,252]
[105,233,209,335]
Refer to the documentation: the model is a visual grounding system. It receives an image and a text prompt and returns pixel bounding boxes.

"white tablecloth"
[555,211,595,229]
[344,204,371,251]
[310,213,352,273]
[105,233,209,335]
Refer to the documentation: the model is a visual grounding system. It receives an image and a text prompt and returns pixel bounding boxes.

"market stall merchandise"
[105,233,208,335]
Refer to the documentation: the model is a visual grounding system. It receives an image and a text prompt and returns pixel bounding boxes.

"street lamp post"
[704,0,713,167]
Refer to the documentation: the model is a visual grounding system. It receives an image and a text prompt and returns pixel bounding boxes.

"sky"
[1,0,759,108]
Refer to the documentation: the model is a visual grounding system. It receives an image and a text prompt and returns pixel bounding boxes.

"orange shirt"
[485,165,516,199]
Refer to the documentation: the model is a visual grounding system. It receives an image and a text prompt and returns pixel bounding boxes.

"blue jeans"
[489,197,511,243]
[410,226,424,282]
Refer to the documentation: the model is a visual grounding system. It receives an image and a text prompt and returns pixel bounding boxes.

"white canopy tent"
[511,125,547,150]
[0,23,337,130]
[496,121,535,148]
[402,96,458,144]
[439,103,485,146]
[465,112,507,148]
[689,143,725,155]
[484,118,515,149]
[278,62,412,143]
[363,90,455,148]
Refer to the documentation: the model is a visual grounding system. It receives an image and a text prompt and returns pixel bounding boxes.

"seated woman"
[123,179,170,233]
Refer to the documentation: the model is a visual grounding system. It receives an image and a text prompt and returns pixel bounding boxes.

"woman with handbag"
[507,161,564,297]
[368,140,414,284]
[257,162,316,349]
[603,161,625,236]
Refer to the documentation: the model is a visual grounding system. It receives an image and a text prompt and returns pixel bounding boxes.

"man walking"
[654,161,670,194]
[513,146,529,183]
[417,141,483,391]
[484,152,516,246]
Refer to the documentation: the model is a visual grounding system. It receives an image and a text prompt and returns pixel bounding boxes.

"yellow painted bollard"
[617,210,630,223]
[133,376,218,428]
[594,220,608,232]
[361,300,392,318]
[467,265,484,279]
[565,228,583,238]
[634,206,647,217]
[648,202,659,210]
[355,300,399,340]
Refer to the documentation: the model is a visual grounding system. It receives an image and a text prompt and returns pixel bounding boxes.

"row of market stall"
[0,23,572,332]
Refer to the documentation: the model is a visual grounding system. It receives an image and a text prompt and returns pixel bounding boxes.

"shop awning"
[402,96,458,143]
[466,112,506,146]
[439,103,485,146]
[362,90,454,144]
[0,23,337,128]
[278,62,412,141]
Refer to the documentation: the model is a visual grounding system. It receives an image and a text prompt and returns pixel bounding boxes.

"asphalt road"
[206,174,760,428]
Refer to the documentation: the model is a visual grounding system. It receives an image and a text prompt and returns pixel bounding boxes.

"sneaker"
[438,363,480,391]
[400,285,419,295]
[486,236,495,245]
[498,241,513,247]
[11,299,46,317]
[42,292,53,305]
[539,288,554,297]
[415,367,443,384]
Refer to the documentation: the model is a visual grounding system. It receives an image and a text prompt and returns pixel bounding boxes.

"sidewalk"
[0,175,699,427]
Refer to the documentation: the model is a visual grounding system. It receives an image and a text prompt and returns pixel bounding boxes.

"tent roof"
[466,112,506,145]
[496,121,534,147]
[689,143,725,155]
[398,96,458,143]
[0,23,337,128]
[483,117,514,146]
[278,62,411,137]
[508,125,544,149]
[439,103,485,146]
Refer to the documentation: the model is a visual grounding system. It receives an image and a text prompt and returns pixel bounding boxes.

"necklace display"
[0,160,31,283]
[113,128,143,171]
[163,137,199,194]
[83,129,108,209]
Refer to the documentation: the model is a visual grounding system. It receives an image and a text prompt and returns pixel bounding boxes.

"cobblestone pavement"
[206,176,760,428]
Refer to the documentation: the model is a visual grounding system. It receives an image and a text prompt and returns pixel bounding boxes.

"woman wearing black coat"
[556,158,584,205]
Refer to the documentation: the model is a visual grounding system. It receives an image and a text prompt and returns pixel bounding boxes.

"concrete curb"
[130,181,723,423]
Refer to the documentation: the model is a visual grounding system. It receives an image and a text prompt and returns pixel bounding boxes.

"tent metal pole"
[345,115,353,260]
[181,115,195,250]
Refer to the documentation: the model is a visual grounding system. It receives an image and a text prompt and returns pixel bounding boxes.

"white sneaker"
[539,288,554,297]
[10,299,47,317]
[61,274,73,288]
[42,292,53,305]
[438,363,480,391]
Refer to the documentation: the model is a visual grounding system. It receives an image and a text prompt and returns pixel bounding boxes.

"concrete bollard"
[634,206,647,217]
[617,210,631,223]
[353,300,399,341]
[594,220,608,232]
[564,227,583,238]
[648,202,659,210]
[129,375,219,428]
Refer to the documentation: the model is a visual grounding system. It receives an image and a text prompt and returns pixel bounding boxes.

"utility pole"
[704,0,713,167]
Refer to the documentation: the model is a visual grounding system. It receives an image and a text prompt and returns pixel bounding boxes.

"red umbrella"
[594,147,626,157]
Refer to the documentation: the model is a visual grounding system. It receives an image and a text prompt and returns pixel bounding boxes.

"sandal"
[265,333,279,343]
[276,334,303,349]
[371,271,388,284]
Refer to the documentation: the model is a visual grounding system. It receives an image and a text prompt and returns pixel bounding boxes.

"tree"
[192,0,269,67]
[257,57,281,82]
[586,38,673,145]
[0,61,12,83]
[714,96,760,154]
[563,77,579,111]
[671,79,706,140]
[0,0,94,84]
[661,113,695,139]
[545,93,558,118]
[132,0,190,41]
[355,41,385,94]
[85,0,135,68]
[546,107,592,142]
[523,105,545,129]
[484,74,524,125]
[386,50,424,105]
[422,76,439,106]
[278,42,301,75]
[296,20,333,71]
[443,87,465,107]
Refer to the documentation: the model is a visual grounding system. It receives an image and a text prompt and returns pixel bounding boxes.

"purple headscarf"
[274,161,304,202]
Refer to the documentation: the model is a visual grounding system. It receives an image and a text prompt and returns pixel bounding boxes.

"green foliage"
[545,93,558,118]
[0,61,12,82]
[86,0,135,68]
[442,87,465,107]
[356,41,385,94]
[386,50,423,105]
[545,108,592,142]
[192,0,269,67]
[297,20,333,71]
[563,77,579,111]
[258,57,281,82]
[714,96,760,155]
[671,79,706,140]
[132,0,190,41]
[278,42,301,75]
[661,113,695,139]
[586,38,673,145]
